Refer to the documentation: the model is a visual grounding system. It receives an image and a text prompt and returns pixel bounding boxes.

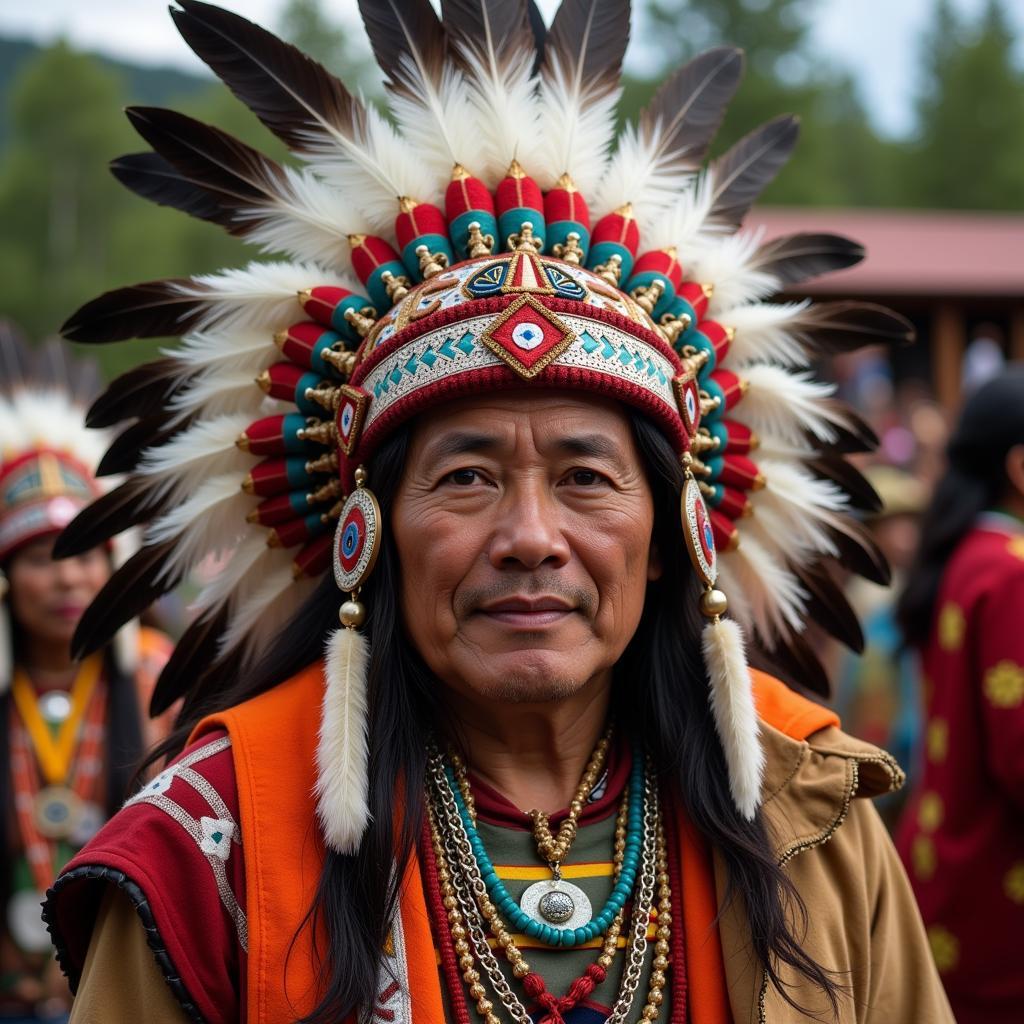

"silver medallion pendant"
[519,879,593,930]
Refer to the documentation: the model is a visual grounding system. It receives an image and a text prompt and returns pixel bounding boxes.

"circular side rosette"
[333,488,382,594]
[681,475,717,587]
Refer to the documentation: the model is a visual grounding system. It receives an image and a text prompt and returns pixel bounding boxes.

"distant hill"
[0,36,209,147]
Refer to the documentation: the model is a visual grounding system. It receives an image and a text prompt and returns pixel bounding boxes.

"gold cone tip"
[700,282,714,298]
[726,531,741,551]
[664,245,678,260]
[450,163,471,181]
[725,325,736,342]
[255,370,271,393]
[738,377,750,395]
[241,475,255,494]
[291,560,304,580]
[398,195,418,213]
[505,159,527,179]
[235,433,250,452]
[752,473,766,491]
[347,233,367,248]
[554,172,577,190]
[245,508,260,524]
[297,288,312,305]
[273,328,288,349]
[266,531,282,548]
[614,202,634,218]
[748,431,760,451]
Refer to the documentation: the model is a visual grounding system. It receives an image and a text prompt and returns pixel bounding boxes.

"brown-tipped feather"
[636,47,743,173]
[71,539,179,658]
[358,0,447,101]
[709,114,799,229]
[112,152,225,225]
[172,0,368,159]
[801,301,915,354]
[808,454,883,513]
[441,0,535,71]
[541,0,630,99]
[150,605,230,716]
[754,232,864,287]
[819,409,879,454]
[53,478,160,558]
[793,563,864,653]
[61,280,201,343]
[86,357,189,428]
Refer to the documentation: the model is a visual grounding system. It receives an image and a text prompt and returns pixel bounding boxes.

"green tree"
[903,0,1024,209]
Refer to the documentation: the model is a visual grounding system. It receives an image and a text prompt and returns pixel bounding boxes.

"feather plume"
[359,0,481,181]
[702,616,763,820]
[705,115,799,230]
[689,229,780,314]
[793,563,864,653]
[96,417,189,478]
[732,365,849,445]
[317,627,371,852]
[61,279,201,343]
[532,0,629,196]
[122,106,367,271]
[172,0,436,229]
[594,47,743,219]
[442,0,540,183]
[751,232,864,287]
[86,357,191,429]
[113,151,226,225]
[166,367,276,422]
[754,457,848,556]
[641,173,723,254]
[717,534,807,644]
[717,301,810,367]
[52,478,160,558]
[143,474,252,582]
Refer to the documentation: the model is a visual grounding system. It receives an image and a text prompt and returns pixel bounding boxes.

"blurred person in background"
[896,365,1024,1023]
[0,326,171,1023]
[833,465,928,829]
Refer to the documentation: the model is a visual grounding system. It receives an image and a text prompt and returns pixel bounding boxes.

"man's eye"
[569,469,602,486]
[446,468,480,486]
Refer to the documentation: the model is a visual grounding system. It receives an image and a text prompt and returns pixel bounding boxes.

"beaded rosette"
[59,2,908,841]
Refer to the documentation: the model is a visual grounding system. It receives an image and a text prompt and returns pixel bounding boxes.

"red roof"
[745,208,1024,297]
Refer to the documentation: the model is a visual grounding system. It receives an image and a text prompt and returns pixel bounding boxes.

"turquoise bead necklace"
[443,751,646,948]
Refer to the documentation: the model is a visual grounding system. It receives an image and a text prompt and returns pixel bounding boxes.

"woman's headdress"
[57,0,910,848]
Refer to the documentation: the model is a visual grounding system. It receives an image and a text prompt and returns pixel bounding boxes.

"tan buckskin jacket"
[69,719,953,1024]
[717,720,955,1023]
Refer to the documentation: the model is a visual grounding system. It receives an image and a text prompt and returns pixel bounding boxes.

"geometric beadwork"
[479,293,574,380]
[681,474,717,586]
[333,487,381,594]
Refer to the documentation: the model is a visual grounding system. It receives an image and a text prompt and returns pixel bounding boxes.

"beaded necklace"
[425,742,674,1024]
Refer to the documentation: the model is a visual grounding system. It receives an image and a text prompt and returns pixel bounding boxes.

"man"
[43,2,952,1021]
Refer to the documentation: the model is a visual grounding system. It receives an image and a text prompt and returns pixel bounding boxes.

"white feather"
[168,328,279,379]
[451,37,538,185]
[717,533,807,645]
[731,366,846,445]
[191,533,275,616]
[702,616,763,820]
[387,57,482,183]
[176,261,355,334]
[754,458,849,557]
[237,166,373,272]
[166,368,276,422]
[215,555,299,657]
[640,173,720,252]
[316,627,370,853]
[136,413,254,505]
[307,102,439,233]
[688,229,781,315]
[717,301,811,368]
[144,474,251,583]
[533,62,620,198]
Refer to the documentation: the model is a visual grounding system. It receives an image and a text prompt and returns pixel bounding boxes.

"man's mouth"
[476,596,575,627]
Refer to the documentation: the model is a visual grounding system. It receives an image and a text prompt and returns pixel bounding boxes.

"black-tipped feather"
[53,478,160,558]
[802,302,915,354]
[541,0,630,98]
[96,417,188,477]
[808,454,883,513]
[709,114,799,229]
[61,280,202,343]
[87,357,189,428]
[71,539,179,658]
[793,563,864,653]
[112,152,225,224]
[151,605,230,715]
[755,233,864,288]
[358,0,446,102]
[441,0,535,69]
[830,520,892,587]
[172,0,368,159]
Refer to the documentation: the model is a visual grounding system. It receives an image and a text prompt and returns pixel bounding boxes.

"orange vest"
[192,665,836,1024]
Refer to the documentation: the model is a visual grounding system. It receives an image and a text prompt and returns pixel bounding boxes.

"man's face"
[392,391,661,706]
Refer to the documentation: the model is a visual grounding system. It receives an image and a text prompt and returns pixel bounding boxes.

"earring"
[681,459,764,821]
[316,466,381,853]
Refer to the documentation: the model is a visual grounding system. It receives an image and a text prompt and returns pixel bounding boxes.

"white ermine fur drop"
[702,615,764,821]
[316,627,371,854]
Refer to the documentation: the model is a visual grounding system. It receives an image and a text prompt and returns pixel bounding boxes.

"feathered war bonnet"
[0,324,139,688]
[59,0,911,850]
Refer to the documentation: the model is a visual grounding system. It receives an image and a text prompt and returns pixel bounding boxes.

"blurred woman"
[897,365,1024,1024]
[0,327,170,1023]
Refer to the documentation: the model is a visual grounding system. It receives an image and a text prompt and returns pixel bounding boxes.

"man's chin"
[486,673,586,704]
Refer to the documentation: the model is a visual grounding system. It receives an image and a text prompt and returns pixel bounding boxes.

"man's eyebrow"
[553,433,627,463]
[422,431,501,461]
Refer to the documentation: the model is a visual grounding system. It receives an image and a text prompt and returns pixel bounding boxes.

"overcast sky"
[1,0,1020,139]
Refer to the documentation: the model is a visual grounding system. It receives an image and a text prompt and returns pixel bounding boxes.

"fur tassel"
[316,627,371,853]
[702,615,763,820]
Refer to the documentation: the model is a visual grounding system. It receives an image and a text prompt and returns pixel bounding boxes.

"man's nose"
[487,477,571,571]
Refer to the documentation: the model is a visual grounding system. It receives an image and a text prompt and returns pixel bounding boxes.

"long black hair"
[151,413,840,1019]
[898,366,1024,648]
